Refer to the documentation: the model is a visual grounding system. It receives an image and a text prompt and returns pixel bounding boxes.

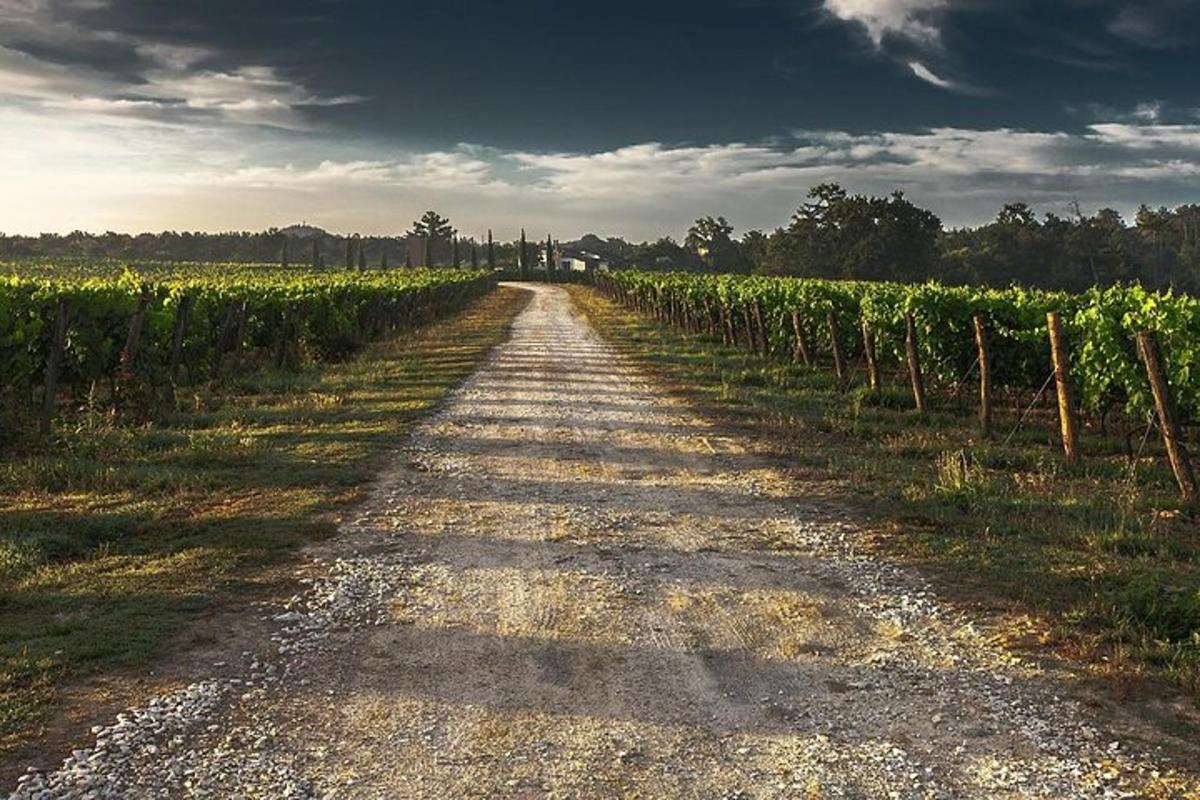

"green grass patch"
[569,286,1200,704]
[0,286,528,751]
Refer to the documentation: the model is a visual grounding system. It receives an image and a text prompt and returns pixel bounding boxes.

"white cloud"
[908,60,954,89]
[1086,123,1200,150]
[823,0,947,46]
[0,1,363,130]
[3,95,1200,238]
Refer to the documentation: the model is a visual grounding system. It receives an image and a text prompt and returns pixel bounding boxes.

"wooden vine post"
[168,294,193,382]
[212,300,245,379]
[791,312,812,367]
[905,313,927,413]
[1136,330,1197,503]
[742,305,756,352]
[1046,311,1081,463]
[861,320,880,392]
[827,311,846,383]
[275,305,295,369]
[753,301,769,357]
[39,298,70,435]
[119,287,153,380]
[973,314,992,437]
[232,300,249,368]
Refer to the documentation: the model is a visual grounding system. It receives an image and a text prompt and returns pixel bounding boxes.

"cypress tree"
[545,235,553,279]
[381,251,389,269]
[405,249,412,269]
[311,238,319,268]
[471,241,479,268]
[344,237,353,268]
[487,230,495,269]
[519,229,528,279]
[358,246,367,270]
[452,236,460,268]
[281,237,289,269]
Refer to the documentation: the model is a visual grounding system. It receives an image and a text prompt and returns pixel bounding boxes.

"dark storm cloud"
[6,0,1199,144]
[2,0,1198,235]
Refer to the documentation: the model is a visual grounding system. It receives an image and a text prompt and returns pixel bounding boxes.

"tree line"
[4,187,1200,291]
[661,184,1200,293]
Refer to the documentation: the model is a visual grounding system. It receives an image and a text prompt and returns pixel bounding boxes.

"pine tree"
[408,211,455,266]
[487,229,495,269]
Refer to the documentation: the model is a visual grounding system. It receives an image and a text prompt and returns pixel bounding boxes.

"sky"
[1,0,1199,240]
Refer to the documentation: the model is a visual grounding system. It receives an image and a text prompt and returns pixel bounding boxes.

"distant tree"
[344,238,354,268]
[519,229,528,278]
[381,250,389,269]
[765,184,940,281]
[741,230,769,273]
[545,235,554,277]
[685,216,741,271]
[471,240,479,268]
[634,237,691,271]
[311,238,320,268]
[452,236,460,268]
[358,246,368,271]
[280,237,289,269]
[1136,204,1176,288]
[487,229,495,269]
[409,211,456,266]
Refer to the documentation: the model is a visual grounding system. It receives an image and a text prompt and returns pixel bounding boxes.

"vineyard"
[0,264,497,435]
[597,270,1200,499]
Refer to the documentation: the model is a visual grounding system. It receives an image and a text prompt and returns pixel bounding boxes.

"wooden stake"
[232,300,249,366]
[792,312,812,367]
[973,314,992,438]
[905,313,927,413]
[753,301,769,357]
[1137,330,1197,503]
[827,311,846,383]
[1046,311,1081,463]
[39,298,69,435]
[212,301,243,379]
[742,305,756,352]
[275,305,294,368]
[861,320,880,392]
[119,288,152,379]
[168,294,192,382]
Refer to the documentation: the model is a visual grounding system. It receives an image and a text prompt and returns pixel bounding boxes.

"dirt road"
[12,284,1199,798]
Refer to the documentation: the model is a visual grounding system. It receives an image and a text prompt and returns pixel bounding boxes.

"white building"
[559,252,607,272]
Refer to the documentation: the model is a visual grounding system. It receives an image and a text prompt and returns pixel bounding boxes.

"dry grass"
[0,287,529,751]
[569,285,1200,710]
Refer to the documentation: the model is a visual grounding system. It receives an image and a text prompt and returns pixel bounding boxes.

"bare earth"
[12,284,1200,799]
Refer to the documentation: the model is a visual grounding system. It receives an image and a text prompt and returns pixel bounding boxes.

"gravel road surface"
[11,284,1198,799]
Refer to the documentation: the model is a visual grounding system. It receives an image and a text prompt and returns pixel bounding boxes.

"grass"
[0,286,528,752]
[568,285,1200,706]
